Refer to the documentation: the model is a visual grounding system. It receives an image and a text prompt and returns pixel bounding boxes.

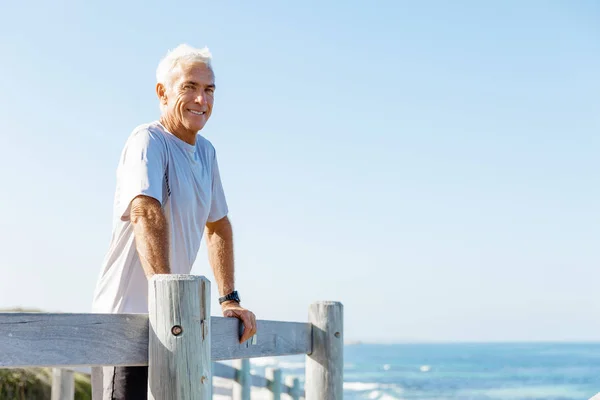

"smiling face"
[156,62,215,144]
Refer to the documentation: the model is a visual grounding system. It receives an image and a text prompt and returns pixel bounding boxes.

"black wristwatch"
[219,290,241,305]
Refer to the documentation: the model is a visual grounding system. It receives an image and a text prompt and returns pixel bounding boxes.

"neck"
[160,116,196,145]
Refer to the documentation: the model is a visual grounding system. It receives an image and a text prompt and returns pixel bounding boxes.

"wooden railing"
[0,274,344,399]
[212,359,304,399]
[50,360,304,399]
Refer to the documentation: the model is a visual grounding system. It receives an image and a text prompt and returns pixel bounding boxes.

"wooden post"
[51,368,74,400]
[232,358,251,400]
[306,301,343,399]
[266,367,282,400]
[148,274,211,400]
[284,376,301,400]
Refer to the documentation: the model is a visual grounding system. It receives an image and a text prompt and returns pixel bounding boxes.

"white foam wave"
[379,395,403,400]
[344,382,379,391]
[344,382,405,400]
[361,390,404,400]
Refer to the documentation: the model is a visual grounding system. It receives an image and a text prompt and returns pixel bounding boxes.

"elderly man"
[91,44,257,399]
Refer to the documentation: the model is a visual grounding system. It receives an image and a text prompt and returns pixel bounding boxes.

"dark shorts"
[92,366,148,400]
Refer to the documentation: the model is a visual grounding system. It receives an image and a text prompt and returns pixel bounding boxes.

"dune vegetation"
[0,368,91,400]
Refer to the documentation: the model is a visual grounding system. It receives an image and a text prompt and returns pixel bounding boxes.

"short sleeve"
[115,128,167,220]
[207,151,229,223]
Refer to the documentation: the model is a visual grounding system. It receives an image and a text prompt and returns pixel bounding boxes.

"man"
[91,44,257,399]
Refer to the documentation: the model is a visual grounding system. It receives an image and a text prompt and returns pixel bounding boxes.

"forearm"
[130,196,170,278]
[206,217,255,343]
[205,217,235,296]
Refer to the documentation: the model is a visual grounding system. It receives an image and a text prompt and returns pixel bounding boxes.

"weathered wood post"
[51,368,74,400]
[148,274,211,400]
[284,376,301,400]
[306,301,343,399]
[233,358,251,400]
[266,367,282,400]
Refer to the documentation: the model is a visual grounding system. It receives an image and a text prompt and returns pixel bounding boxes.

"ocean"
[240,342,600,400]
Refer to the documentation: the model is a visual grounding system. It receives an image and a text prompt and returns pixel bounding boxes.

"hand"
[221,301,257,344]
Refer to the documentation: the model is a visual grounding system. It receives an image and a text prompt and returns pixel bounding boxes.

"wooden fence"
[0,274,344,399]
[50,360,303,399]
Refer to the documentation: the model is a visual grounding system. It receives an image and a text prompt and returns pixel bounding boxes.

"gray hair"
[156,44,213,87]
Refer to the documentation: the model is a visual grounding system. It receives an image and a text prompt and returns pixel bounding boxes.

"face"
[157,62,215,137]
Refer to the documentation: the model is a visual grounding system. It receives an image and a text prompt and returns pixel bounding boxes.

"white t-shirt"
[91,121,228,314]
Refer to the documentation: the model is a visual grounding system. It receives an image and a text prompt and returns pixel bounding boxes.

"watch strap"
[219,290,240,304]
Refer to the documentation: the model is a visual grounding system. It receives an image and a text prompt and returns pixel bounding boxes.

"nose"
[195,92,208,105]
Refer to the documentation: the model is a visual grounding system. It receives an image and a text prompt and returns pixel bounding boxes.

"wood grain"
[211,317,311,361]
[0,314,310,367]
[0,312,148,367]
[305,301,343,400]
[147,274,211,400]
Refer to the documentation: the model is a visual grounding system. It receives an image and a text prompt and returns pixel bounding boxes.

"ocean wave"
[465,384,590,399]
[344,382,404,394]
[364,390,404,400]
[344,382,380,391]
[378,395,403,400]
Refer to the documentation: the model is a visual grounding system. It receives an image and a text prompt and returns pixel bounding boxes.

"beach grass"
[0,367,91,400]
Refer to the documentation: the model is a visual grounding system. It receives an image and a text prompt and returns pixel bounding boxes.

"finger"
[245,313,257,343]
[239,312,254,343]
[250,313,258,336]
[240,313,254,343]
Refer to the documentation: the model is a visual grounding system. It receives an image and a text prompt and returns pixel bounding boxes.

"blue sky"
[0,1,598,342]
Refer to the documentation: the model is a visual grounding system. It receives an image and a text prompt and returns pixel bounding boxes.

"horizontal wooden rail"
[212,362,304,396]
[212,362,238,379]
[49,362,306,399]
[0,313,311,368]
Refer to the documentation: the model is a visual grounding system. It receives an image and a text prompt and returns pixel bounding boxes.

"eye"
[184,84,194,90]
[206,87,215,94]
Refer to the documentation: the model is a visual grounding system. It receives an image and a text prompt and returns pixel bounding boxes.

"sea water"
[244,342,600,399]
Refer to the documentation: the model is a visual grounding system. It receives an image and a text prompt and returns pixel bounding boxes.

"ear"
[156,83,167,106]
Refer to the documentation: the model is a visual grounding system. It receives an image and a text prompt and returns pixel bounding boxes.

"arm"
[130,195,170,278]
[205,216,235,297]
[205,216,256,343]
